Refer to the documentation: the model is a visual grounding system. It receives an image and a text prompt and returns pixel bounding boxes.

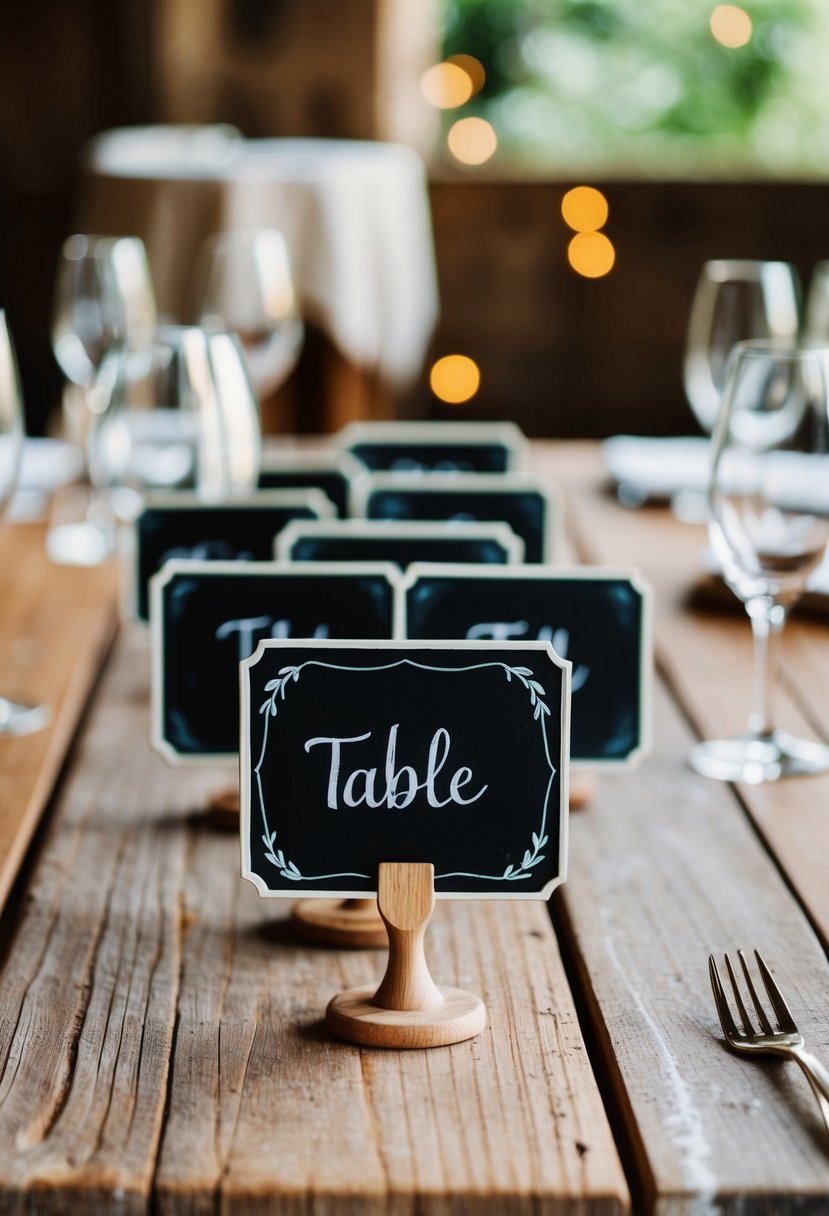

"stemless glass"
[195,229,304,400]
[690,340,829,783]
[684,261,801,434]
[93,326,261,516]
[0,313,47,735]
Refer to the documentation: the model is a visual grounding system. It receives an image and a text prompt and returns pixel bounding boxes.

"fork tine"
[709,955,740,1039]
[755,950,798,1033]
[738,949,774,1034]
[724,952,754,1034]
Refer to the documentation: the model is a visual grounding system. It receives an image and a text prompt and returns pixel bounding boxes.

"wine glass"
[0,312,47,735]
[690,340,829,784]
[92,325,261,517]
[48,234,156,563]
[194,229,303,400]
[684,261,801,434]
[804,260,829,340]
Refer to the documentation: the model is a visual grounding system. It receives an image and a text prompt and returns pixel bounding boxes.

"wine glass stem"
[746,597,788,739]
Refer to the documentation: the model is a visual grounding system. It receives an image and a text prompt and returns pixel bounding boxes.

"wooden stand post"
[325,862,487,1049]
[291,897,388,948]
[206,787,241,831]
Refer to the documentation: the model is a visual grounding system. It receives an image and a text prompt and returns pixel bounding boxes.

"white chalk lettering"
[216,616,329,660]
[304,725,488,811]
[466,620,590,691]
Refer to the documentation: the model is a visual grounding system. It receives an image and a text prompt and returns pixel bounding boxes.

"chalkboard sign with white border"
[134,489,335,621]
[351,473,558,564]
[401,563,653,768]
[241,640,570,899]
[151,560,402,764]
[338,420,527,474]
[275,518,525,567]
[258,450,362,517]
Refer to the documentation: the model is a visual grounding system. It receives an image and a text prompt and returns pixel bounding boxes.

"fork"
[709,949,829,1138]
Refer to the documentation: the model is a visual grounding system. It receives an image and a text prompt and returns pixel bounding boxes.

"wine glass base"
[689,731,829,784]
[46,521,114,566]
[0,696,48,736]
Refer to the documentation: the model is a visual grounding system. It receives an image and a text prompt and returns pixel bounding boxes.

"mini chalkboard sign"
[151,561,401,763]
[241,639,570,1047]
[133,489,335,621]
[338,420,527,474]
[351,473,558,564]
[401,564,653,767]
[258,450,362,517]
[274,519,525,567]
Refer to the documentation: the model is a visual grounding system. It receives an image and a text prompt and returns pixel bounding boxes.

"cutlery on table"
[709,949,829,1138]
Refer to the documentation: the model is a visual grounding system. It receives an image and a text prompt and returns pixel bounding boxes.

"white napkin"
[602,435,710,503]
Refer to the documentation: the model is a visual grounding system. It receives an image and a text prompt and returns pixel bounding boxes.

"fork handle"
[791,1046,829,1137]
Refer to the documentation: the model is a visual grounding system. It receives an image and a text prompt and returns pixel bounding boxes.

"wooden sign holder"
[326,862,487,1049]
[292,897,387,948]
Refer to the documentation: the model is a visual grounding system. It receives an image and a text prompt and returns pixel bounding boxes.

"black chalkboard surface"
[401,564,652,766]
[352,473,557,564]
[275,519,525,567]
[241,640,570,899]
[338,421,527,474]
[151,561,400,762]
[258,451,360,517]
[134,489,334,621]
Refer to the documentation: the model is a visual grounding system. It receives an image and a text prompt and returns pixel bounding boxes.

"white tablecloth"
[82,127,439,390]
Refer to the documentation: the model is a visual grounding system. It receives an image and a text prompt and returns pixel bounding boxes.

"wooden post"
[326,862,486,1048]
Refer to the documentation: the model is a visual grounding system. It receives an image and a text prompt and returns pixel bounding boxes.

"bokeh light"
[447,117,498,165]
[446,53,486,97]
[430,354,481,404]
[561,186,609,233]
[568,232,616,278]
[420,62,474,109]
[709,5,753,48]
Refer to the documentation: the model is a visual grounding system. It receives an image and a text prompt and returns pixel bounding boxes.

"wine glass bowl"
[94,326,261,517]
[691,340,829,784]
[0,312,47,735]
[195,229,304,400]
[684,260,801,434]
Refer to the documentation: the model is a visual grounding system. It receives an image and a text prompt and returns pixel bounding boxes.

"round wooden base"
[326,984,486,1049]
[569,771,599,810]
[205,788,240,832]
[291,899,388,949]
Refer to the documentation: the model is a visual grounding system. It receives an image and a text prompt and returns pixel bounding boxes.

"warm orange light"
[446,53,486,96]
[447,117,497,165]
[709,4,752,47]
[420,62,474,109]
[568,232,616,278]
[561,186,609,233]
[430,354,481,404]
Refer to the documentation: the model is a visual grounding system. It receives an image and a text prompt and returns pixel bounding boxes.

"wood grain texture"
[533,442,829,954]
[0,622,628,1214]
[0,520,119,918]
[532,442,829,1213]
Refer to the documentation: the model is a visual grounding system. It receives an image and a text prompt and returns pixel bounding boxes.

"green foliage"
[440,0,829,175]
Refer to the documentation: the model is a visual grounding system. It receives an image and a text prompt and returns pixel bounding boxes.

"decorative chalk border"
[240,639,570,901]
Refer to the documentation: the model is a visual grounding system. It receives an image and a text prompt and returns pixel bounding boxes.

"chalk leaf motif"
[262,829,304,881]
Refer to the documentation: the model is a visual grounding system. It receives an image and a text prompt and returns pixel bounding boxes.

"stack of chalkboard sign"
[144,419,652,1049]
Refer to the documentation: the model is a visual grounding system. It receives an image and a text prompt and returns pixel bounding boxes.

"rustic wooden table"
[1,442,828,1214]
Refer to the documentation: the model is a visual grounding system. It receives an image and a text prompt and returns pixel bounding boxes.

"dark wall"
[0,1,152,433]
[427,178,829,438]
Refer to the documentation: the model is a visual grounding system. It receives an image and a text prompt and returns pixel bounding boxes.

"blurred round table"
[79,126,439,431]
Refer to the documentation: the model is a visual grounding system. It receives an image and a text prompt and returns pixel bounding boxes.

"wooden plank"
[531,443,829,1211]
[535,442,829,952]
[0,627,629,1215]
[0,521,119,915]
[0,633,226,1215]
[556,678,829,1214]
